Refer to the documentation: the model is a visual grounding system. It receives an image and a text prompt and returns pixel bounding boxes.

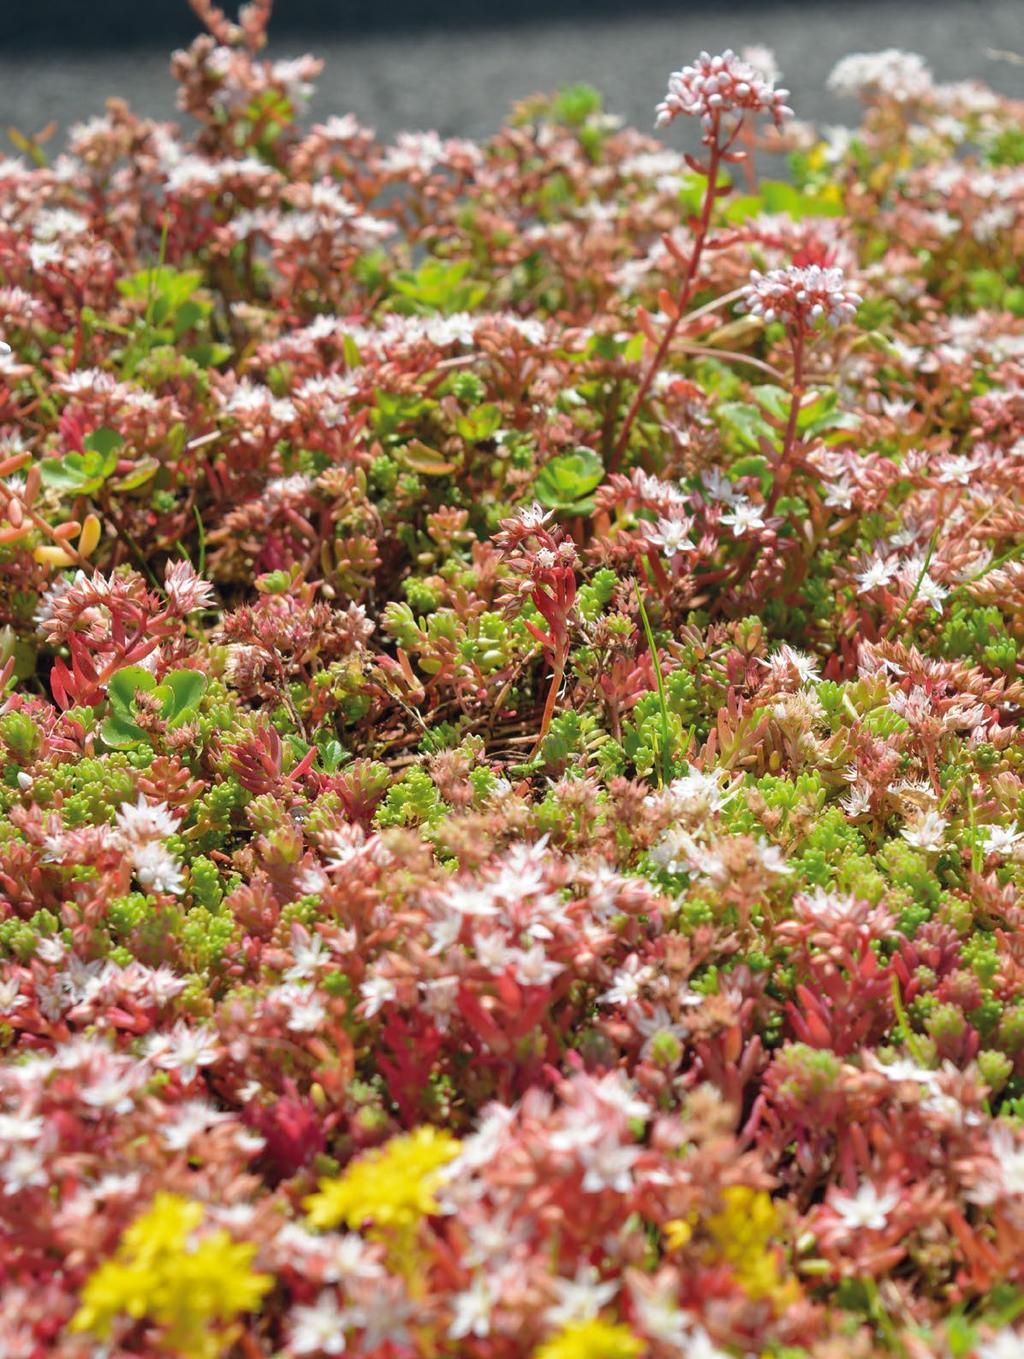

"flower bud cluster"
[656,49,793,135]
[740,264,863,330]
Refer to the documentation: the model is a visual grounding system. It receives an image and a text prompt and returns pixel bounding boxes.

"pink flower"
[646,514,694,558]
[146,1021,221,1083]
[740,265,863,330]
[163,558,216,614]
[656,50,793,135]
[720,498,766,537]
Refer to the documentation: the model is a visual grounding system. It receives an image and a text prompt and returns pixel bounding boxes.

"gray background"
[0,1,1021,145]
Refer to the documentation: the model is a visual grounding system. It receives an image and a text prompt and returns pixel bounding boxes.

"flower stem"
[529,648,567,760]
[766,327,805,519]
[608,132,723,476]
[636,582,673,787]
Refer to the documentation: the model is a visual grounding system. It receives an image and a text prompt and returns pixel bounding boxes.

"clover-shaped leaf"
[100,666,207,748]
[40,428,123,497]
[158,669,207,727]
[533,447,604,514]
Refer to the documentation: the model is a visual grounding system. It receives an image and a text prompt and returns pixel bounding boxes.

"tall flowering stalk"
[610,50,793,473]
[739,265,861,457]
[727,264,862,588]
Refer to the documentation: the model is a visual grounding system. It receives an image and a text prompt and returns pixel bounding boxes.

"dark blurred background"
[0,0,1020,141]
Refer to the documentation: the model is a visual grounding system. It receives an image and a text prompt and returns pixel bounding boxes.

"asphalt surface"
[0,1,1021,145]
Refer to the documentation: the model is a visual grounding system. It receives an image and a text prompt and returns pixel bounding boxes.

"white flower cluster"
[114,794,185,896]
[163,559,216,615]
[740,264,863,330]
[656,49,793,135]
[827,49,934,104]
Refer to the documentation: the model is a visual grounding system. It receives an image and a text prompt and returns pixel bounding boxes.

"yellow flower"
[72,1259,152,1333]
[171,1229,272,1319]
[70,1192,271,1359]
[662,1217,693,1251]
[304,1125,461,1234]
[120,1192,204,1265]
[706,1186,800,1310]
[533,1318,646,1359]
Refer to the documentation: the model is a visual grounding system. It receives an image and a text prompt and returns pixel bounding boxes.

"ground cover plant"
[2,3,1024,1354]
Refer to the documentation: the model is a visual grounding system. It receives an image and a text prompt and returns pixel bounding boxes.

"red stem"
[766,328,805,519]
[608,129,724,476]
[529,648,567,759]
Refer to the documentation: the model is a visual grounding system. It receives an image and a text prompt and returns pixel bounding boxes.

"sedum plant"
[1,4,1024,1357]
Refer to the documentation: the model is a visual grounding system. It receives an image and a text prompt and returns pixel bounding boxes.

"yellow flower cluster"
[304,1124,461,1246]
[70,1192,271,1359]
[662,1216,694,1251]
[534,1318,646,1359]
[706,1185,800,1310]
